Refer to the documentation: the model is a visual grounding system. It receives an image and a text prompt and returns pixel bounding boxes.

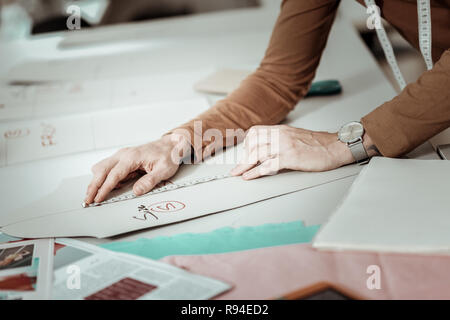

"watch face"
[338,121,364,143]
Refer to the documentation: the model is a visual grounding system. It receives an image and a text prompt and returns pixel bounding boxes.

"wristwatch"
[338,121,369,165]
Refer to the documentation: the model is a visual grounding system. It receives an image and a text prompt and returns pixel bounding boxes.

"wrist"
[327,132,355,166]
[161,133,193,164]
[362,132,380,157]
[166,132,192,150]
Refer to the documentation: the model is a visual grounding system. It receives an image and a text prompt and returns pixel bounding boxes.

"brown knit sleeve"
[168,0,340,160]
[362,49,450,157]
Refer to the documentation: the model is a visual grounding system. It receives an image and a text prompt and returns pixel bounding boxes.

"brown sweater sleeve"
[169,0,340,159]
[361,49,450,157]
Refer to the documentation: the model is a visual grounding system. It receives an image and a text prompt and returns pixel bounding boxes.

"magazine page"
[0,234,53,300]
[52,238,230,300]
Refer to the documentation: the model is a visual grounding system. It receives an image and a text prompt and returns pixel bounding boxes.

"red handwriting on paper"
[0,103,5,109]
[4,128,30,139]
[132,201,186,221]
[149,201,186,213]
[40,123,56,147]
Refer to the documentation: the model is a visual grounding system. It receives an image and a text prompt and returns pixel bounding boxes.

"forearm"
[361,49,450,158]
[168,0,339,160]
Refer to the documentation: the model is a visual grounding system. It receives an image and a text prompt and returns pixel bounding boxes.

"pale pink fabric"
[161,243,450,299]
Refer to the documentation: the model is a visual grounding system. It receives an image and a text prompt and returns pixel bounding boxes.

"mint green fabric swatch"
[101,220,319,260]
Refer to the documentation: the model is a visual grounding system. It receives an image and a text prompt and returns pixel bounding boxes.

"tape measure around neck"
[83,173,232,208]
[364,0,433,90]
[417,0,433,70]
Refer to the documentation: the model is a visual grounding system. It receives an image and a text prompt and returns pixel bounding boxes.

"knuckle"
[91,162,104,174]
[109,168,123,181]
[125,148,140,159]
[160,153,171,163]
[87,182,97,191]
[109,175,121,186]
[115,147,131,157]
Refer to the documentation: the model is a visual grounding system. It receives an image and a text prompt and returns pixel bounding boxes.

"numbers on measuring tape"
[84,174,231,208]
[364,0,432,89]
[417,0,433,70]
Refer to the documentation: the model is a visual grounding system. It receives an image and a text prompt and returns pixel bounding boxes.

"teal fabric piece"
[101,220,319,260]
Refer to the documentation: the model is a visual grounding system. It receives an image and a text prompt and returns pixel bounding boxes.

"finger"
[230,150,258,176]
[113,171,142,189]
[94,161,137,203]
[202,140,223,159]
[245,126,271,152]
[230,162,256,176]
[231,132,260,175]
[121,171,142,183]
[230,144,272,176]
[133,165,172,196]
[85,157,118,204]
[242,158,280,180]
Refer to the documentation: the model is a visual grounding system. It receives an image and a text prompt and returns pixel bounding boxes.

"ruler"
[82,173,232,208]
[364,0,433,90]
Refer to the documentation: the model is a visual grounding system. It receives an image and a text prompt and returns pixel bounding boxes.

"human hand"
[84,133,191,205]
[230,125,355,180]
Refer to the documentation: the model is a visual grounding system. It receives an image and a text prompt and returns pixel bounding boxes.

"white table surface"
[0,4,439,246]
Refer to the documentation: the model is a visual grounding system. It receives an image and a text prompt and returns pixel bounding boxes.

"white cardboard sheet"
[0,163,361,238]
[0,71,207,122]
[0,98,209,166]
[313,157,450,254]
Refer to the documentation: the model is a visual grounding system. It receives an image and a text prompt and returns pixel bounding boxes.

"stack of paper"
[313,157,450,254]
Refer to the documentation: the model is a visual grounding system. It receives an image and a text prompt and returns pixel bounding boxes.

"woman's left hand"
[230,125,355,180]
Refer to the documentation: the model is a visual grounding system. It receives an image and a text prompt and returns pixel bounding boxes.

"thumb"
[132,163,178,196]
[133,172,162,196]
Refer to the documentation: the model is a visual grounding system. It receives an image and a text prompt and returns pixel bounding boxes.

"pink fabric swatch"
[161,243,450,299]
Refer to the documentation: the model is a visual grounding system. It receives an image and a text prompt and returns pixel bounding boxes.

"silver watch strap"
[348,139,369,164]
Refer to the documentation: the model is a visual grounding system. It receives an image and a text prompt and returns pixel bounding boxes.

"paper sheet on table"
[161,243,450,300]
[52,238,230,300]
[0,162,361,238]
[313,157,450,254]
[101,220,319,259]
[0,237,53,300]
[194,69,252,95]
[0,71,207,122]
[0,98,209,167]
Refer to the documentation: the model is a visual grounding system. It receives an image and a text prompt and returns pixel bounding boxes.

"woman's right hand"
[84,133,191,205]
